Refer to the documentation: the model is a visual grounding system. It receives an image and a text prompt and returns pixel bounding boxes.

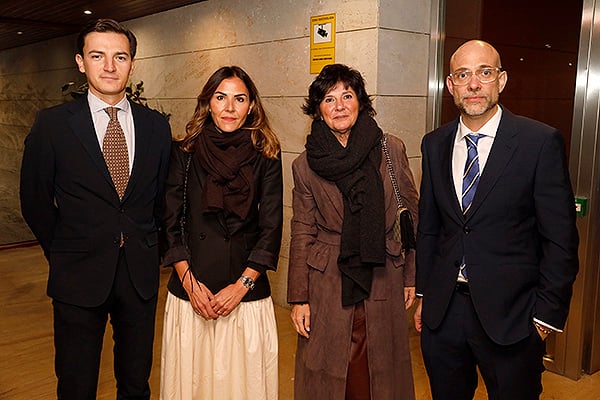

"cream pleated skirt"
[160,292,279,400]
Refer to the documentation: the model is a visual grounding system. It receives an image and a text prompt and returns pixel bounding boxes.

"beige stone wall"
[0,35,80,245]
[0,0,432,306]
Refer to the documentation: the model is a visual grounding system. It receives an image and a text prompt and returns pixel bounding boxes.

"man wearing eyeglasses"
[414,40,579,399]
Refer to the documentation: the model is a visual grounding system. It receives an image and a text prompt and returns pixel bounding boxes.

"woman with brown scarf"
[288,64,418,399]
[160,66,283,399]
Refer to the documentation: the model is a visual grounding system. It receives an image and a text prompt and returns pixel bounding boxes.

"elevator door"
[568,0,600,378]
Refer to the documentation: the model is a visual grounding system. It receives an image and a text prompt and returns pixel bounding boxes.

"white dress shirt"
[451,106,502,201]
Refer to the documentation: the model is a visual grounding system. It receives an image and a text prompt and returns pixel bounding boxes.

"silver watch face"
[240,276,255,290]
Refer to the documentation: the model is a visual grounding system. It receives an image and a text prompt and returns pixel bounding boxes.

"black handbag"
[381,135,416,252]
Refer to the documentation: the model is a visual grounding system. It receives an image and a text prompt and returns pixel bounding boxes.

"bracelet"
[239,275,255,291]
[181,266,195,293]
[534,322,553,335]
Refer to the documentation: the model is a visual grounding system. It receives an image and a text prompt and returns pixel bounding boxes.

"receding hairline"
[449,40,502,70]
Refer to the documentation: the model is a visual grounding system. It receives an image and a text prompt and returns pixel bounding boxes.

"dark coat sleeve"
[531,128,579,329]
[161,143,191,267]
[20,109,59,258]
[247,154,283,272]
[287,154,318,303]
[415,132,441,296]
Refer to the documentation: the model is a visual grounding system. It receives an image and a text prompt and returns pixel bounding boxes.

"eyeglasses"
[448,67,504,86]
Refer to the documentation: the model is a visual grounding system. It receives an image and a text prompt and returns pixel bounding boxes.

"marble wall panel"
[262,97,310,155]
[408,157,422,191]
[0,35,77,75]
[0,70,78,103]
[0,100,46,127]
[281,152,297,209]
[380,0,432,33]
[0,125,25,155]
[334,29,379,93]
[0,123,33,243]
[131,52,214,100]
[132,37,312,99]
[269,247,290,307]
[143,98,197,140]
[270,205,293,306]
[128,0,378,58]
[374,95,428,158]
[377,29,429,96]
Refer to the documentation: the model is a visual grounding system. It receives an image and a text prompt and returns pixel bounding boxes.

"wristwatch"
[239,275,255,291]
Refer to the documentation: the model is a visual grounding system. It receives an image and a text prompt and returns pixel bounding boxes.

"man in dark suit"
[413,40,579,399]
[20,19,171,399]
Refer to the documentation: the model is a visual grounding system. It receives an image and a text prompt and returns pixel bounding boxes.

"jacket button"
[464,226,471,233]
[199,233,206,240]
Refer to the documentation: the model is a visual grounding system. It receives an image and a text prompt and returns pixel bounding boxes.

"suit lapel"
[466,107,518,219]
[68,96,115,188]
[122,103,150,201]
[437,121,465,221]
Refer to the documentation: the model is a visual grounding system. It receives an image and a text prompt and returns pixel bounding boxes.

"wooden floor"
[1,245,599,399]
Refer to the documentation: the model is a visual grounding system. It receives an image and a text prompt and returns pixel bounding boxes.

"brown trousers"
[345,301,371,400]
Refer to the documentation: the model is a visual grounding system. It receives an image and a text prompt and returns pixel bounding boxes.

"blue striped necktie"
[462,133,482,214]
[459,133,482,280]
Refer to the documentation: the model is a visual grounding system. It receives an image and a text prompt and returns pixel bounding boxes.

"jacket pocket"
[306,241,330,272]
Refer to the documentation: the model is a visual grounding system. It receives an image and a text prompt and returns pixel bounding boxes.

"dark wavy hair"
[180,66,280,159]
[76,18,137,59]
[302,63,375,119]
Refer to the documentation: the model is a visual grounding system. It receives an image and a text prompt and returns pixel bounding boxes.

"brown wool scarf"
[195,121,257,219]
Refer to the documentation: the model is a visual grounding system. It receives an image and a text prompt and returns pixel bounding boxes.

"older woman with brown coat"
[288,64,418,399]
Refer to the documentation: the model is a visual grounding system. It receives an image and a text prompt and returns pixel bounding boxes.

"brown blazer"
[288,134,418,400]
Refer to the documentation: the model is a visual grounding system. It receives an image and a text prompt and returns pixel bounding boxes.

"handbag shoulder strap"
[180,152,193,237]
[381,134,405,209]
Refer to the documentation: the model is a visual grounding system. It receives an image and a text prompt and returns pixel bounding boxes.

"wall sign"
[310,13,336,74]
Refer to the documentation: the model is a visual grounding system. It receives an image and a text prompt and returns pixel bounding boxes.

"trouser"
[346,301,371,400]
[421,285,545,400]
[53,250,157,400]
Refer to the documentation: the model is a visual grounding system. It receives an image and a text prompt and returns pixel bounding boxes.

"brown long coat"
[288,134,418,400]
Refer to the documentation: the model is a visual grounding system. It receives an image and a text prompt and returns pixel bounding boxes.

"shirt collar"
[457,105,503,141]
[87,91,130,114]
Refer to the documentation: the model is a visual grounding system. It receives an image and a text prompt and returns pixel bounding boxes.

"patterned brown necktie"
[102,107,130,199]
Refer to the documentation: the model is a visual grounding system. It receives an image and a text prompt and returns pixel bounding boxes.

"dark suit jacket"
[20,94,172,307]
[161,144,283,302]
[416,106,579,345]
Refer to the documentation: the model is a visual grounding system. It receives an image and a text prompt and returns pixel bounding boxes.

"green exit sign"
[575,197,588,217]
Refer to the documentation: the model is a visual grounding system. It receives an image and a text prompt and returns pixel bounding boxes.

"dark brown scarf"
[306,112,385,306]
[195,121,257,219]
